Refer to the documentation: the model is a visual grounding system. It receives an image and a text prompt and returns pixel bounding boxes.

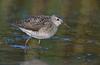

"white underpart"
[19,27,54,39]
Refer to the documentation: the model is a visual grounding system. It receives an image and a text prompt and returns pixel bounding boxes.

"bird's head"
[51,15,63,26]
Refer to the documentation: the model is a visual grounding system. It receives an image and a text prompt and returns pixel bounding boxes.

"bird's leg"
[38,39,41,59]
[25,37,31,47]
[24,37,31,53]
[38,39,41,47]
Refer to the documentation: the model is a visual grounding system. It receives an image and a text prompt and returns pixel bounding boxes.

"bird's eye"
[56,18,59,21]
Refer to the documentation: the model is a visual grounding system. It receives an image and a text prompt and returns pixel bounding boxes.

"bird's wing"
[15,15,52,31]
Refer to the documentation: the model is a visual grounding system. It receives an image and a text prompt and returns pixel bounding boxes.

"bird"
[13,15,63,50]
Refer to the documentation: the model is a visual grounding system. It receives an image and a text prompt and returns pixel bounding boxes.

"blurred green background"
[0,0,100,65]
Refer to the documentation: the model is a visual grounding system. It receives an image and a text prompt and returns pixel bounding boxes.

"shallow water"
[0,0,100,65]
[0,28,100,65]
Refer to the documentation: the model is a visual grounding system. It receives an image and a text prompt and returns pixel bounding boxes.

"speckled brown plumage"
[15,15,53,31]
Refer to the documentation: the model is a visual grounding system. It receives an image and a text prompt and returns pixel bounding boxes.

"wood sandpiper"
[13,15,64,50]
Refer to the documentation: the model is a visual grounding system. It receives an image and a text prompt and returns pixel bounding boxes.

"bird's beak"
[63,22,70,28]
